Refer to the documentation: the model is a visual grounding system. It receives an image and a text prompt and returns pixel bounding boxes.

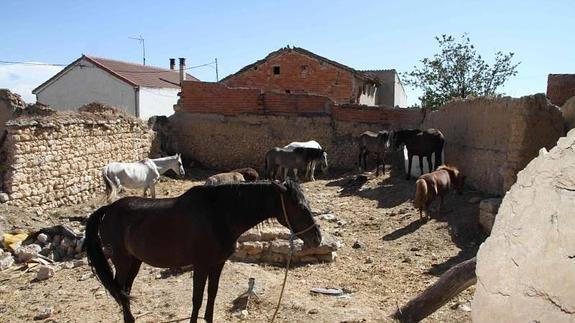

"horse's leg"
[123,259,142,295]
[358,149,363,171]
[283,167,288,181]
[407,153,413,180]
[204,262,225,323]
[294,168,299,182]
[151,184,156,198]
[427,155,433,173]
[190,267,209,323]
[419,155,424,176]
[375,153,381,177]
[112,255,137,323]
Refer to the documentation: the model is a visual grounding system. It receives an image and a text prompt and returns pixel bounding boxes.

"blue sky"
[1,0,573,103]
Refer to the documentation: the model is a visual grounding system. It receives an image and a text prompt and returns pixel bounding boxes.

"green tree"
[404,34,520,109]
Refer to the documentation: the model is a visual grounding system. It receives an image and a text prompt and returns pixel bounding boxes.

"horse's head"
[454,173,466,195]
[393,130,406,150]
[272,180,321,248]
[377,131,393,150]
[175,153,185,177]
[440,165,465,194]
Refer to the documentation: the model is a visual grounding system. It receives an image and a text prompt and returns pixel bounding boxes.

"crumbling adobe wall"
[167,109,421,171]
[472,129,575,322]
[1,104,154,209]
[423,94,564,195]
[547,74,575,106]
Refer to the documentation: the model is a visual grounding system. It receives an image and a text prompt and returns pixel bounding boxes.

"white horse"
[284,140,328,181]
[102,153,185,202]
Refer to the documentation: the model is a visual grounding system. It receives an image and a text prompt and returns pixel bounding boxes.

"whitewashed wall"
[35,58,136,115]
[139,87,179,120]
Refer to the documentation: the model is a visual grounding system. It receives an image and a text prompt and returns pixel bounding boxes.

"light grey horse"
[265,147,309,181]
[358,130,394,176]
[102,153,185,202]
[284,140,329,181]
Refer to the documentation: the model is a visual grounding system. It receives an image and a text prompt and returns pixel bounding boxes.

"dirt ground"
[0,166,486,323]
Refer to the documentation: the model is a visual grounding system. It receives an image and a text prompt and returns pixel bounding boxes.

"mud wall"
[1,106,154,209]
[423,94,564,195]
[168,110,421,171]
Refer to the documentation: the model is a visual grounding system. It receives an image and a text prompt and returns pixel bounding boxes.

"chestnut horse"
[83,180,321,323]
[413,165,465,220]
[394,129,445,179]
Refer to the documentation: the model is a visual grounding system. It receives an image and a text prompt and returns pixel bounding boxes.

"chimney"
[169,58,176,70]
[179,58,186,83]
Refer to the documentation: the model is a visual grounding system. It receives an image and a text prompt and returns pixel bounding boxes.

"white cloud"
[0,63,63,103]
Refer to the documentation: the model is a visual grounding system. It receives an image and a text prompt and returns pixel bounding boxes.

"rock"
[0,193,9,203]
[478,198,502,235]
[319,213,337,222]
[365,256,373,264]
[73,259,87,268]
[308,308,319,314]
[336,220,347,227]
[36,233,49,245]
[352,240,364,249]
[473,129,575,322]
[35,265,55,281]
[15,244,42,262]
[458,303,472,312]
[33,307,53,320]
[79,272,93,281]
[0,252,15,270]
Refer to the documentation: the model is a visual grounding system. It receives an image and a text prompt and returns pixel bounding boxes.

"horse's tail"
[83,205,128,306]
[101,167,115,203]
[414,178,428,217]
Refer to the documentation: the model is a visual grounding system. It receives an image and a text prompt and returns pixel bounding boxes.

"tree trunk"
[392,257,477,322]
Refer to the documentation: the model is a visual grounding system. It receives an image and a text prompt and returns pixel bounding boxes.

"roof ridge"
[84,55,176,72]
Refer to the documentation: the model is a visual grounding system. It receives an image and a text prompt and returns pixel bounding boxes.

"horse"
[83,180,321,323]
[229,167,260,181]
[358,130,394,176]
[394,128,445,180]
[204,172,245,186]
[264,147,309,181]
[284,141,329,181]
[413,165,465,220]
[102,153,185,202]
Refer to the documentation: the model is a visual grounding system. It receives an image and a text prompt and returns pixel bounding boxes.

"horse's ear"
[271,180,288,193]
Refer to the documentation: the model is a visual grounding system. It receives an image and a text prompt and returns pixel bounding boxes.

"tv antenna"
[129,35,146,65]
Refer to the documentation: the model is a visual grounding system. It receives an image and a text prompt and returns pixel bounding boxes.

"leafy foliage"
[404,34,520,109]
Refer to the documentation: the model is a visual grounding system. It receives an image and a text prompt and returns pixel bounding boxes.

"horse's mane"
[437,164,460,177]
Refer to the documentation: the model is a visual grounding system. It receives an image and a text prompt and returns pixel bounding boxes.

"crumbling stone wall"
[423,94,564,195]
[472,129,575,322]
[0,89,26,136]
[1,104,154,209]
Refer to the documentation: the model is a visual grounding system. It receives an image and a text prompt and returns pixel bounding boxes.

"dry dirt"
[0,167,486,323]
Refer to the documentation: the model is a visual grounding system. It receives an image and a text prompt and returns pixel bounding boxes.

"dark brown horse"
[83,180,321,323]
[394,128,445,179]
[413,165,465,220]
[358,130,394,176]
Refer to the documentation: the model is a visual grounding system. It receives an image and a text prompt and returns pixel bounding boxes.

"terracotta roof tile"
[85,55,198,88]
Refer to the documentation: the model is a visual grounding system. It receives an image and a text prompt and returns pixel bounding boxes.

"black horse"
[83,180,321,323]
[394,128,445,179]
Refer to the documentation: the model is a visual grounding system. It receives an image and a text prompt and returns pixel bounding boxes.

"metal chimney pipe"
[169,58,176,70]
[179,58,186,83]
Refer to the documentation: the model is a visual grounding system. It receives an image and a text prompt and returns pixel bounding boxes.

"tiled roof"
[85,55,198,88]
[33,55,198,93]
[221,47,379,84]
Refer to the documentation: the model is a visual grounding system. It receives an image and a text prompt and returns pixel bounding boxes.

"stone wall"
[0,104,154,209]
[472,129,575,322]
[167,110,421,171]
[423,94,564,195]
[0,89,26,136]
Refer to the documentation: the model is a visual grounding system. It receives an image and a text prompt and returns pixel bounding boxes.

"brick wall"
[1,107,154,209]
[222,50,359,104]
[547,74,575,106]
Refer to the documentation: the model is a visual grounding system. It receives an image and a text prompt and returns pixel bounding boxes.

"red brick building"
[221,47,406,107]
[547,74,575,106]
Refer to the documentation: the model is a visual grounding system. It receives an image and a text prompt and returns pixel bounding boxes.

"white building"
[32,55,198,120]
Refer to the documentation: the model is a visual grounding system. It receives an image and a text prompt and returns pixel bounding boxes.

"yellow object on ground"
[2,233,28,251]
